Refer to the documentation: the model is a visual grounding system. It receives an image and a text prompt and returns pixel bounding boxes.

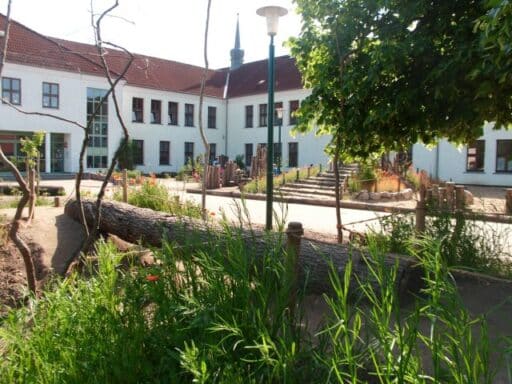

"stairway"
[276,164,358,200]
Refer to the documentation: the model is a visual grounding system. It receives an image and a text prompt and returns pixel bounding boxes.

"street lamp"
[276,107,284,174]
[257,5,287,231]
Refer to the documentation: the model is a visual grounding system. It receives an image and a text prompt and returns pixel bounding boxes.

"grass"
[0,218,506,383]
[375,209,512,278]
[0,197,53,209]
[243,165,320,194]
[113,180,203,219]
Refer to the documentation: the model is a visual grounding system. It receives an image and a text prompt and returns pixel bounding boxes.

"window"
[274,102,283,126]
[86,88,109,169]
[132,97,143,122]
[466,140,485,172]
[133,140,144,165]
[288,142,298,167]
[289,100,299,125]
[168,102,178,125]
[274,142,282,168]
[159,141,170,165]
[151,99,161,124]
[208,106,217,129]
[2,77,21,105]
[184,142,194,164]
[245,143,253,167]
[42,82,59,108]
[185,104,194,127]
[245,105,253,128]
[259,104,267,127]
[496,140,512,172]
[209,143,216,164]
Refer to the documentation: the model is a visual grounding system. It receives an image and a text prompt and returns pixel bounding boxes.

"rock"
[380,192,391,199]
[369,192,381,201]
[400,188,414,200]
[464,190,474,205]
[358,191,370,201]
[389,192,399,200]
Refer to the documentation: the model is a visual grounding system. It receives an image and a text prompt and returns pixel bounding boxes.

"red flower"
[210,211,216,216]
[146,274,160,282]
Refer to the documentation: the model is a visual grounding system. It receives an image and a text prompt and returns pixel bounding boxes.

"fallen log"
[65,199,421,296]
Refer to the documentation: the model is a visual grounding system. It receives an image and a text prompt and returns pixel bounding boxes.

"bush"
[114,181,202,219]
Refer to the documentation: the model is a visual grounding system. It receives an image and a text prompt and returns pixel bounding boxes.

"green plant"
[234,154,245,170]
[114,181,202,219]
[116,138,135,170]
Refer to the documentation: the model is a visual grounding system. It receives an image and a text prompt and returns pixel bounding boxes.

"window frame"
[288,142,298,167]
[132,97,144,123]
[42,82,59,109]
[184,141,194,164]
[168,101,178,125]
[159,140,170,165]
[289,100,299,125]
[185,103,195,127]
[496,139,512,173]
[133,139,144,165]
[274,101,283,126]
[466,140,485,172]
[259,104,267,127]
[2,77,21,105]
[150,99,162,124]
[207,106,217,129]
[245,105,253,128]
[245,143,253,167]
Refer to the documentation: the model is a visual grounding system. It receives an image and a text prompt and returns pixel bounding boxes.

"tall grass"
[0,227,503,382]
[243,165,320,194]
[114,181,202,219]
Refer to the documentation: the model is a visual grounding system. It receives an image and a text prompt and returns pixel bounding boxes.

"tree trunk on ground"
[65,199,419,296]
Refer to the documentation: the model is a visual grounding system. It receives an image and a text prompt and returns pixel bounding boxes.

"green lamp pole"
[257,5,287,231]
[276,107,283,174]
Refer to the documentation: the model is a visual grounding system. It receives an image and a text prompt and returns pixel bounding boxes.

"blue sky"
[6,0,302,68]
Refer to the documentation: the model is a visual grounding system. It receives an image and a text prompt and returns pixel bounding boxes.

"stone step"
[291,179,344,187]
[277,185,338,198]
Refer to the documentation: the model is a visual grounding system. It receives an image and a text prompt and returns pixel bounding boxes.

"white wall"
[0,62,125,173]
[226,89,331,170]
[412,123,512,186]
[123,86,226,173]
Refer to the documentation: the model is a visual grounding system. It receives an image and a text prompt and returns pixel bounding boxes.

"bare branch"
[198,0,212,220]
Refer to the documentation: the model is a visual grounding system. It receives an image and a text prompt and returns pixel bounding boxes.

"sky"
[5,0,303,69]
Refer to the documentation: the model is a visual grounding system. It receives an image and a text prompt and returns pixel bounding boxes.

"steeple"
[230,14,244,70]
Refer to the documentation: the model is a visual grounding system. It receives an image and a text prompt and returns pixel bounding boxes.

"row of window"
[244,142,299,168]
[130,140,218,166]
[245,100,299,128]
[132,97,217,128]
[466,140,512,172]
[2,77,59,108]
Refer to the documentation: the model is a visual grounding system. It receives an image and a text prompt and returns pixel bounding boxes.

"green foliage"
[376,211,512,277]
[177,157,204,181]
[234,154,245,170]
[116,138,135,170]
[290,0,512,160]
[114,181,202,218]
[19,132,45,168]
[0,233,500,382]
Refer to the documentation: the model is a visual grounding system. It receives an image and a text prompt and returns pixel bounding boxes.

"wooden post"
[415,185,426,233]
[307,166,311,178]
[282,172,286,186]
[439,187,447,211]
[296,169,300,182]
[431,184,439,210]
[122,169,128,203]
[446,182,455,210]
[506,189,512,215]
[286,222,304,319]
[54,196,61,208]
[319,163,322,174]
[455,185,465,210]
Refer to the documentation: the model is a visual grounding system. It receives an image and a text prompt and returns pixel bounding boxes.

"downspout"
[435,141,440,180]
[223,71,231,156]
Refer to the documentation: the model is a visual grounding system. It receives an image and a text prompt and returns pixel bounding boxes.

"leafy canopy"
[290,0,512,159]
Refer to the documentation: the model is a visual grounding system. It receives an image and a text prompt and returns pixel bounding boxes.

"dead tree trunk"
[65,199,419,296]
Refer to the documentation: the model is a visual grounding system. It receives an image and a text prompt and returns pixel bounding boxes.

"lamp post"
[257,5,287,231]
[276,107,283,174]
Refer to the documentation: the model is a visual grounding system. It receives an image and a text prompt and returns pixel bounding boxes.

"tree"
[290,0,512,241]
[198,0,212,220]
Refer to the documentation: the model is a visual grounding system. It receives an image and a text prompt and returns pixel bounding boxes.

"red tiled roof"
[1,14,302,99]
[227,55,303,98]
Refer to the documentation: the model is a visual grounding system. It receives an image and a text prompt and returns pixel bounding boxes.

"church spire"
[230,14,244,70]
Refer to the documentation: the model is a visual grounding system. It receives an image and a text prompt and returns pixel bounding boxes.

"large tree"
[290,0,512,158]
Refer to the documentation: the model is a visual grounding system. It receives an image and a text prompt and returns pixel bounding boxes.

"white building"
[0,14,510,186]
